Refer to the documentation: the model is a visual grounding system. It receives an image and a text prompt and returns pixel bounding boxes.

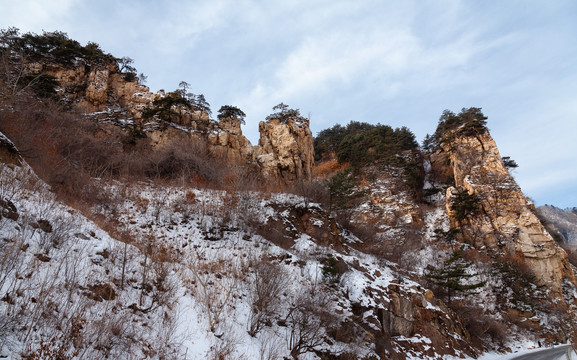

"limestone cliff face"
[443,130,575,291]
[255,118,314,185]
[39,64,313,184]
[207,116,254,164]
[42,63,156,115]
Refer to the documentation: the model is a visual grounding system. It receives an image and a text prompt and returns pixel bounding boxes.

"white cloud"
[0,0,80,32]
[235,7,495,121]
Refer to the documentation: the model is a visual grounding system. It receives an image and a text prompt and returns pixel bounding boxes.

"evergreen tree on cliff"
[425,248,486,305]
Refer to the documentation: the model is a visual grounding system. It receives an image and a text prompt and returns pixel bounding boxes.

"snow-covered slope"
[0,156,478,359]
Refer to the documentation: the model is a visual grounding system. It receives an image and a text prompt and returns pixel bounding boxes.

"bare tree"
[247,260,288,336]
[286,287,336,359]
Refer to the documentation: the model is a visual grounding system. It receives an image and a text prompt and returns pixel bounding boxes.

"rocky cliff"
[35,63,314,185]
[442,130,575,292]
[255,117,314,185]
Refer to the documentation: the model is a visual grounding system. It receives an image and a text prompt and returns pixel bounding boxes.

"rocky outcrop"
[207,117,254,164]
[354,166,422,228]
[42,63,156,115]
[38,63,313,184]
[255,118,314,185]
[85,68,110,106]
[443,130,575,291]
[380,285,474,358]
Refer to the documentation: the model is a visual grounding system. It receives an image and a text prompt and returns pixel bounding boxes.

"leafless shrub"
[186,250,244,334]
[85,306,136,358]
[223,164,265,192]
[450,299,509,350]
[207,327,243,360]
[286,287,337,359]
[37,215,76,255]
[234,191,263,234]
[145,138,230,186]
[0,238,25,298]
[258,333,284,360]
[247,259,288,336]
[172,189,198,220]
[0,165,41,203]
[0,239,26,341]
[142,310,181,360]
[17,262,66,344]
[147,259,179,312]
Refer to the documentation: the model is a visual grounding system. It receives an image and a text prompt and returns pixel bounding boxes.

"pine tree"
[450,187,481,224]
[326,168,363,211]
[425,248,486,305]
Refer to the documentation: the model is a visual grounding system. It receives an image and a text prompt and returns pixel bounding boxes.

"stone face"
[379,285,474,357]
[41,63,314,185]
[218,116,242,134]
[387,292,416,336]
[85,68,110,106]
[443,131,575,292]
[255,118,314,185]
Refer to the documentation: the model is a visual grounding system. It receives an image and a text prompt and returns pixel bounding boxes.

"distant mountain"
[536,205,577,244]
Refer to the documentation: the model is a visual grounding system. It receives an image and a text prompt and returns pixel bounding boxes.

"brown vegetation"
[0,93,265,214]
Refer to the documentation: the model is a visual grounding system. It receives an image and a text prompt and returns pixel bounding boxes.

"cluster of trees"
[423,107,488,152]
[315,121,418,167]
[0,27,116,67]
[314,121,423,199]
[144,82,250,130]
[143,81,211,123]
[217,105,246,124]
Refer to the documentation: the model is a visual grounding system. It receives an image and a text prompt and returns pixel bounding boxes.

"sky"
[1,0,576,208]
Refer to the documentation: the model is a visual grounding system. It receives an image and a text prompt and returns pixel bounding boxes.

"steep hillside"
[0,136,480,359]
[312,109,577,351]
[1,29,576,359]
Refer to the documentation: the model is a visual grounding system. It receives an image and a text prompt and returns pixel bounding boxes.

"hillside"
[536,206,577,244]
[0,29,576,359]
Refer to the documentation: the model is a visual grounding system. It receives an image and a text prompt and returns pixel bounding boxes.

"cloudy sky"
[1,0,576,207]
